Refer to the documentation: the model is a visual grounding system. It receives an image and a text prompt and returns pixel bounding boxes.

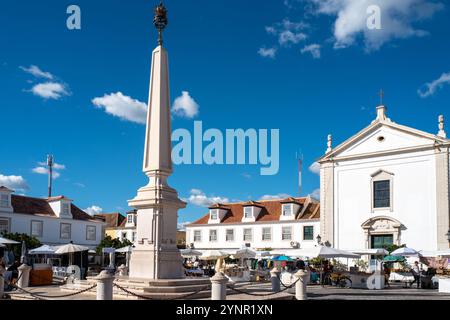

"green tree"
[96,235,132,254]
[1,232,41,259]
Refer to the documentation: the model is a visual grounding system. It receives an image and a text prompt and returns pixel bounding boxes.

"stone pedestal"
[210,272,229,300]
[270,267,281,292]
[17,264,32,288]
[294,270,308,300]
[95,271,115,300]
[438,278,450,293]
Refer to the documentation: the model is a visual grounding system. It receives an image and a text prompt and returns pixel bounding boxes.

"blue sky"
[1,0,450,224]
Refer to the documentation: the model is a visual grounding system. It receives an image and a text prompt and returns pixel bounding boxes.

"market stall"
[226,248,256,282]
[349,248,389,289]
[290,245,360,286]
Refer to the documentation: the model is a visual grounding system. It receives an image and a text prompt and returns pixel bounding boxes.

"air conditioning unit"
[290,241,300,248]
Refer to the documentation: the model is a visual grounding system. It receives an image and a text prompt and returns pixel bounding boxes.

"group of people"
[384,261,434,289]
[183,259,215,277]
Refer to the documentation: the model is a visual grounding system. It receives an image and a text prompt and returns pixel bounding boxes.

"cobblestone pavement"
[229,282,450,300]
[6,282,450,300]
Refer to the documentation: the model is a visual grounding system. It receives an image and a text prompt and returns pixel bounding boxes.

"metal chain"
[276,274,299,289]
[9,283,97,299]
[226,278,299,297]
[113,282,210,300]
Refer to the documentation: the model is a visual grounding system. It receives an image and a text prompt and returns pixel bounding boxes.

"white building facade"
[186,197,320,252]
[318,105,450,252]
[0,187,104,249]
[111,211,137,243]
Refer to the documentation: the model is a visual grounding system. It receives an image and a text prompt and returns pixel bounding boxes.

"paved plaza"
[6,282,450,301]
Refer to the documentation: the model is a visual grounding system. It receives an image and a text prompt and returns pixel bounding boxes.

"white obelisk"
[128,2,186,279]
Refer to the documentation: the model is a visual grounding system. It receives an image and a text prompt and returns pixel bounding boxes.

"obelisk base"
[129,246,184,280]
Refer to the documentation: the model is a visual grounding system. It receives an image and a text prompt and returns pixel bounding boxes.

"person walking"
[383,263,391,288]
[296,259,306,270]
[410,261,421,288]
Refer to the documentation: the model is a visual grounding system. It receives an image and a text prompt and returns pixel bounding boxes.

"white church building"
[318,104,450,252]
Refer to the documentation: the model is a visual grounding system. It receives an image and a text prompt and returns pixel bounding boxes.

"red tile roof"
[10,195,102,222]
[190,196,320,225]
[94,213,126,228]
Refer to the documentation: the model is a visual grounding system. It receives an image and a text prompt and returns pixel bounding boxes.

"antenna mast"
[47,154,54,198]
[296,151,303,196]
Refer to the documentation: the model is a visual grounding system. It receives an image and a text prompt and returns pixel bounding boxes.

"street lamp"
[316,234,322,245]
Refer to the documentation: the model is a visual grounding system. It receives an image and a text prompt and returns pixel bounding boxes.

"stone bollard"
[210,272,229,300]
[95,270,115,300]
[294,269,309,300]
[117,264,128,276]
[17,264,32,288]
[270,267,281,292]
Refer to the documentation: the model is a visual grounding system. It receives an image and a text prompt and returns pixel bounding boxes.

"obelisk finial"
[153,1,168,46]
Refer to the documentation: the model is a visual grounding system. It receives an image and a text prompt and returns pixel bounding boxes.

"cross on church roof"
[379,89,384,106]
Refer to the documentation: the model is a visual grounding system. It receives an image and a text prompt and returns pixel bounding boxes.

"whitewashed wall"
[333,149,438,251]
[0,211,104,248]
[186,220,320,250]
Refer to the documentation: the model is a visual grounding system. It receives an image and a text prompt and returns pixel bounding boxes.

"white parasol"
[291,245,360,259]
[350,248,389,256]
[29,245,57,255]
[180,248,202,257]
[55,243,89,266]
[233,248,257,259]
[391,247,419,257]
[200,250,230,260]
[0,237,20,244]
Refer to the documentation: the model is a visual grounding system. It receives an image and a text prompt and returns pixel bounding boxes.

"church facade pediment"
[319,118,448,163]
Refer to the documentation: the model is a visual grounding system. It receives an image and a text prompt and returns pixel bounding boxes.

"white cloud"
[309,188,320,200]
[418,72,450,98]
[0,174,29,191]
[258,47,277,58]
[259,193,291,200]
[183,189,229,207]
[20,65,54,79]
[241,173,252,179]
[306,0,443,51]
[177,222,191,231]
[92,92,147,124]
[38,162,65,170]
[266,18,308,46]
[74,182,86,188]
[301,44,321,58]
[172,91,199,119]
[308,162,320,175]
[32,167,61,179]
[31,82,69,100]
[279,30,307,45]
[84,205,103,216]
